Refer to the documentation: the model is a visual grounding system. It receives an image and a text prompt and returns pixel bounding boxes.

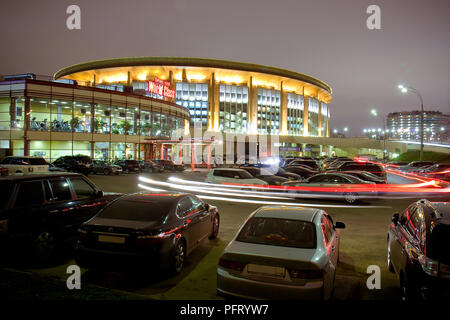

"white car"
[205,168,268,185]
[0,156,49,175]
[217,205,345,300]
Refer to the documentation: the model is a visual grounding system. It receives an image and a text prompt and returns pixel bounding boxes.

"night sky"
[1,0,449,136]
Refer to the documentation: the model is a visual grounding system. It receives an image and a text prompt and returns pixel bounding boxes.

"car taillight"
[218,258,245,271]
[136,233,168,245]
[0,219,8,234]
[418,255,440,277]
[289,269,323,279]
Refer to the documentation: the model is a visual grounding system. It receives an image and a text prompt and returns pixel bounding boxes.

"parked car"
[217,205,345,300]
[0,156,49,175]
[386,161,408,168]
[399,161,435,172]
[91,160,122,175]
[153,159,185,172]
[114,159,141,173]
[282,173,375,203]
[138,160,164,173]
[274,167,303,181]
[240,167,289,185]
[283,165,318,179]
[285,159,319,170]
[416,163,450,181]
[52,155,93,175]
[303,173,376,185]
[205,168,268,185]
[329,170,386,184]
[0,173,122,261]
[322,157,352,170]
[75,192,220,273]
[387,199,450,300]
[333,161,386,181]
[47,162,66,172]
[326,160,354,171]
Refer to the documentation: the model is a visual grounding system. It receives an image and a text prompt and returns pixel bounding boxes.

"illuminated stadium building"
[0,57,332,160]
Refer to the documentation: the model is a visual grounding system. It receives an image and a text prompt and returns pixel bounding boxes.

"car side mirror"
[334,222,346,229]
[96,190,104,198]
[392,213,400,226]
[203,203,210,211]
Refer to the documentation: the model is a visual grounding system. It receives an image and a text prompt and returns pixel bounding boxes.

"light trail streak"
[137,181,392,208]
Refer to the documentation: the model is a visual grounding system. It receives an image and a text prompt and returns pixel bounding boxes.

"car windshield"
[29,158,48,165]
[236,217,316,249]
[97,198,175,222]
[237,170,254,179]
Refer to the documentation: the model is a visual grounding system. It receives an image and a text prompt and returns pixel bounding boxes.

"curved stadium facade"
[0,57,332,161]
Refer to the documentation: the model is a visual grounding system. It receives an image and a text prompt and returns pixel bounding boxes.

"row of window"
[176,82,209,129]
[0,97,185,138]
[3,139,146,162]
[219,84,248,133]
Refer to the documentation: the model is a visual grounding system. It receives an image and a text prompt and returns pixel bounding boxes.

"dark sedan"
[283,165,318,179]
[282,173,375,203]
[75,192,220,274]
[285,159,319,170]
[153,159,185,172]
[91,160,122,175]
[388,200,450,301]
[115,159,141,173]
[52,155,93,175]
[138,160,164,173]
[328,170,386,184]
[0,173,121,261]
[334,161,386,181]
[399,161,436,172]
[275,167,303,181]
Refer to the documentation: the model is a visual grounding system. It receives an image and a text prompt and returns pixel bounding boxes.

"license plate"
[247,264,285,277]
[98,235,125,244]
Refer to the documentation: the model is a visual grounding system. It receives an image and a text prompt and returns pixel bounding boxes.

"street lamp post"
[398,85,424,161]
[370,109,387,160]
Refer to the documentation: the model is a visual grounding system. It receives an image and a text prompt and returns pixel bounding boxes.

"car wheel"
[344,192,358,204]
[104,168,111,175]
[209,214,220,239]
[171,240,186,274]
[34,231,56,261]
[387,237,395,273]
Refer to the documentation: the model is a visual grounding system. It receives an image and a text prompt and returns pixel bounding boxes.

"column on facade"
[303,89,309,137]
[249,77,258,134]
[318,93,322,137]
[24,97,30,156]
[326,104,330,137]
[208,72,216,131]
[280,81,288,135]
[170,70,176,104]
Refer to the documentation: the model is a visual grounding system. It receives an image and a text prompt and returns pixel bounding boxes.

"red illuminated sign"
[148,77,175,98]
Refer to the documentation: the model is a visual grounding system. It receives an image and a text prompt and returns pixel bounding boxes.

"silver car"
[217,205,345,300]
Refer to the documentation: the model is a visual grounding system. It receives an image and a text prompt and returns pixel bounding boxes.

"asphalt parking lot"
[2,169,443,300]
